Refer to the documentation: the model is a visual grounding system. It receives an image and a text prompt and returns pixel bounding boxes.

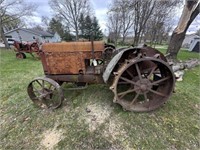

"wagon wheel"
[16,52,26,59]
[27,77,64,109]
[110,57,175,112]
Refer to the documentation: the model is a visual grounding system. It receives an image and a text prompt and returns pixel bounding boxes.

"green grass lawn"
[155,45,199,61]
[0,48,199,150]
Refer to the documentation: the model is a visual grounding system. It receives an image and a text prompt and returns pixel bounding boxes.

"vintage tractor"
[13,40,40,59]
[27,41,175,112]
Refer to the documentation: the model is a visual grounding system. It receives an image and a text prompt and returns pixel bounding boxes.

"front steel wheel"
[110,57,175,112]
[27,77,64,109]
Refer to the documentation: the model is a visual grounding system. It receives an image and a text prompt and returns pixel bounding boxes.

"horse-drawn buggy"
[27,41,175,112]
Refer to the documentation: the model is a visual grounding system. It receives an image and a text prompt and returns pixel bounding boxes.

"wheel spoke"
[148,66,158,79]
[125,69,134,78]
[151,76,171,86]
[33,90,40,95]
[148,88,166,97]
[49,84,53,90]
[32,85,41,94]
[46,90,54,95]
[130,93,140,105]
[118,81,130,85]
[42,80,45,92]
[135,63,142,80]
[143,93,149,102]
[119,76,139,86]
[118,88,137,98]
[36,80,43,87]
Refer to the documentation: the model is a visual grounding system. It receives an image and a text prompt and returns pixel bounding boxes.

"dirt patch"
[103,116,128,141]
[103,118,131,149]
[40,126,63,150]
[81,103,112,132]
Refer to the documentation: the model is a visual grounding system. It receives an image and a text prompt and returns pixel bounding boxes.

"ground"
[0,47,199,150]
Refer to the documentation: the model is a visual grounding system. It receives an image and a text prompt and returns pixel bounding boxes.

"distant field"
[0,48,199,149]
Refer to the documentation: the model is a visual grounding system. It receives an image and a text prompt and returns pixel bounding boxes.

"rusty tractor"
[27,41,175,112]
[13,40,40,59]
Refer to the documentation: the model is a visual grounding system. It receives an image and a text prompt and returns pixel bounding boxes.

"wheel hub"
[39,88,51,99]
[135,79,152,94]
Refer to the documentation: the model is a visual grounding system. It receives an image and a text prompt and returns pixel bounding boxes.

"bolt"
[109,86,114,90]
[113,72,118,76]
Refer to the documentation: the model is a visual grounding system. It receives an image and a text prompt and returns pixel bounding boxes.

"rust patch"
[41,41,104,75]
[42,41,104,52]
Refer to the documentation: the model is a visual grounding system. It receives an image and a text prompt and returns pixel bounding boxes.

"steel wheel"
[27,77,64,109]
[21,53,26,58]
[110,57,175,112]
[16,52,26,59]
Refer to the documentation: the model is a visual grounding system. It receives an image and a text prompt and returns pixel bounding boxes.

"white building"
[5,28,61,43]
[182,34,200,48]
[189,37,200,52]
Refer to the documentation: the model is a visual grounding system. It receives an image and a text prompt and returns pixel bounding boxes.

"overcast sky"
[26,0,200,34]
[26,0,111,33]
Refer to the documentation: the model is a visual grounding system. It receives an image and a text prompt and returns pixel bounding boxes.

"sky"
[26,0,111,33]
[26,0,200,35]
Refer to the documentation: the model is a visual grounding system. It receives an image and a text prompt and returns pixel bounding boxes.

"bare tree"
[144,0,181,46]
[167,0,200,59]
[41,16,50,28]
[133,0,157,46]
[49,0,90,41]
[0,0,37,48]
[107,0,182,47]
[107,12,122,46]
[2,15,23,32]
[108,0,134,45]
[107,0,157,46]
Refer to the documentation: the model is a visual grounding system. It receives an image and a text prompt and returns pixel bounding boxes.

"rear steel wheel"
[16,52,26,59]
[110,57,175,112]
[21,53,26,58]
[27,77,64,109]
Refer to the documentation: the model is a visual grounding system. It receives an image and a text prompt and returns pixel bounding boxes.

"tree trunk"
[122,34,126,45]
[133,33,140,46]
[166,0,200,59]
[75,31,79,41]
[0,26,9,49]
[75,23,79,41]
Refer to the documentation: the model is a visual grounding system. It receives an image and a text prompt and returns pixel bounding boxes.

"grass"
[0,48,200,150]
[155,45,200,60]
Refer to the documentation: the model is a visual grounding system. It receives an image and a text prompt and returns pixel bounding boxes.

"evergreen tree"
[92,17,103,40]
[48,17,73,41]
[84,15,92,40]
[78,15,103,41]
[79,13,86,39]
[62,28,73,41]
[48,18,64,37]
